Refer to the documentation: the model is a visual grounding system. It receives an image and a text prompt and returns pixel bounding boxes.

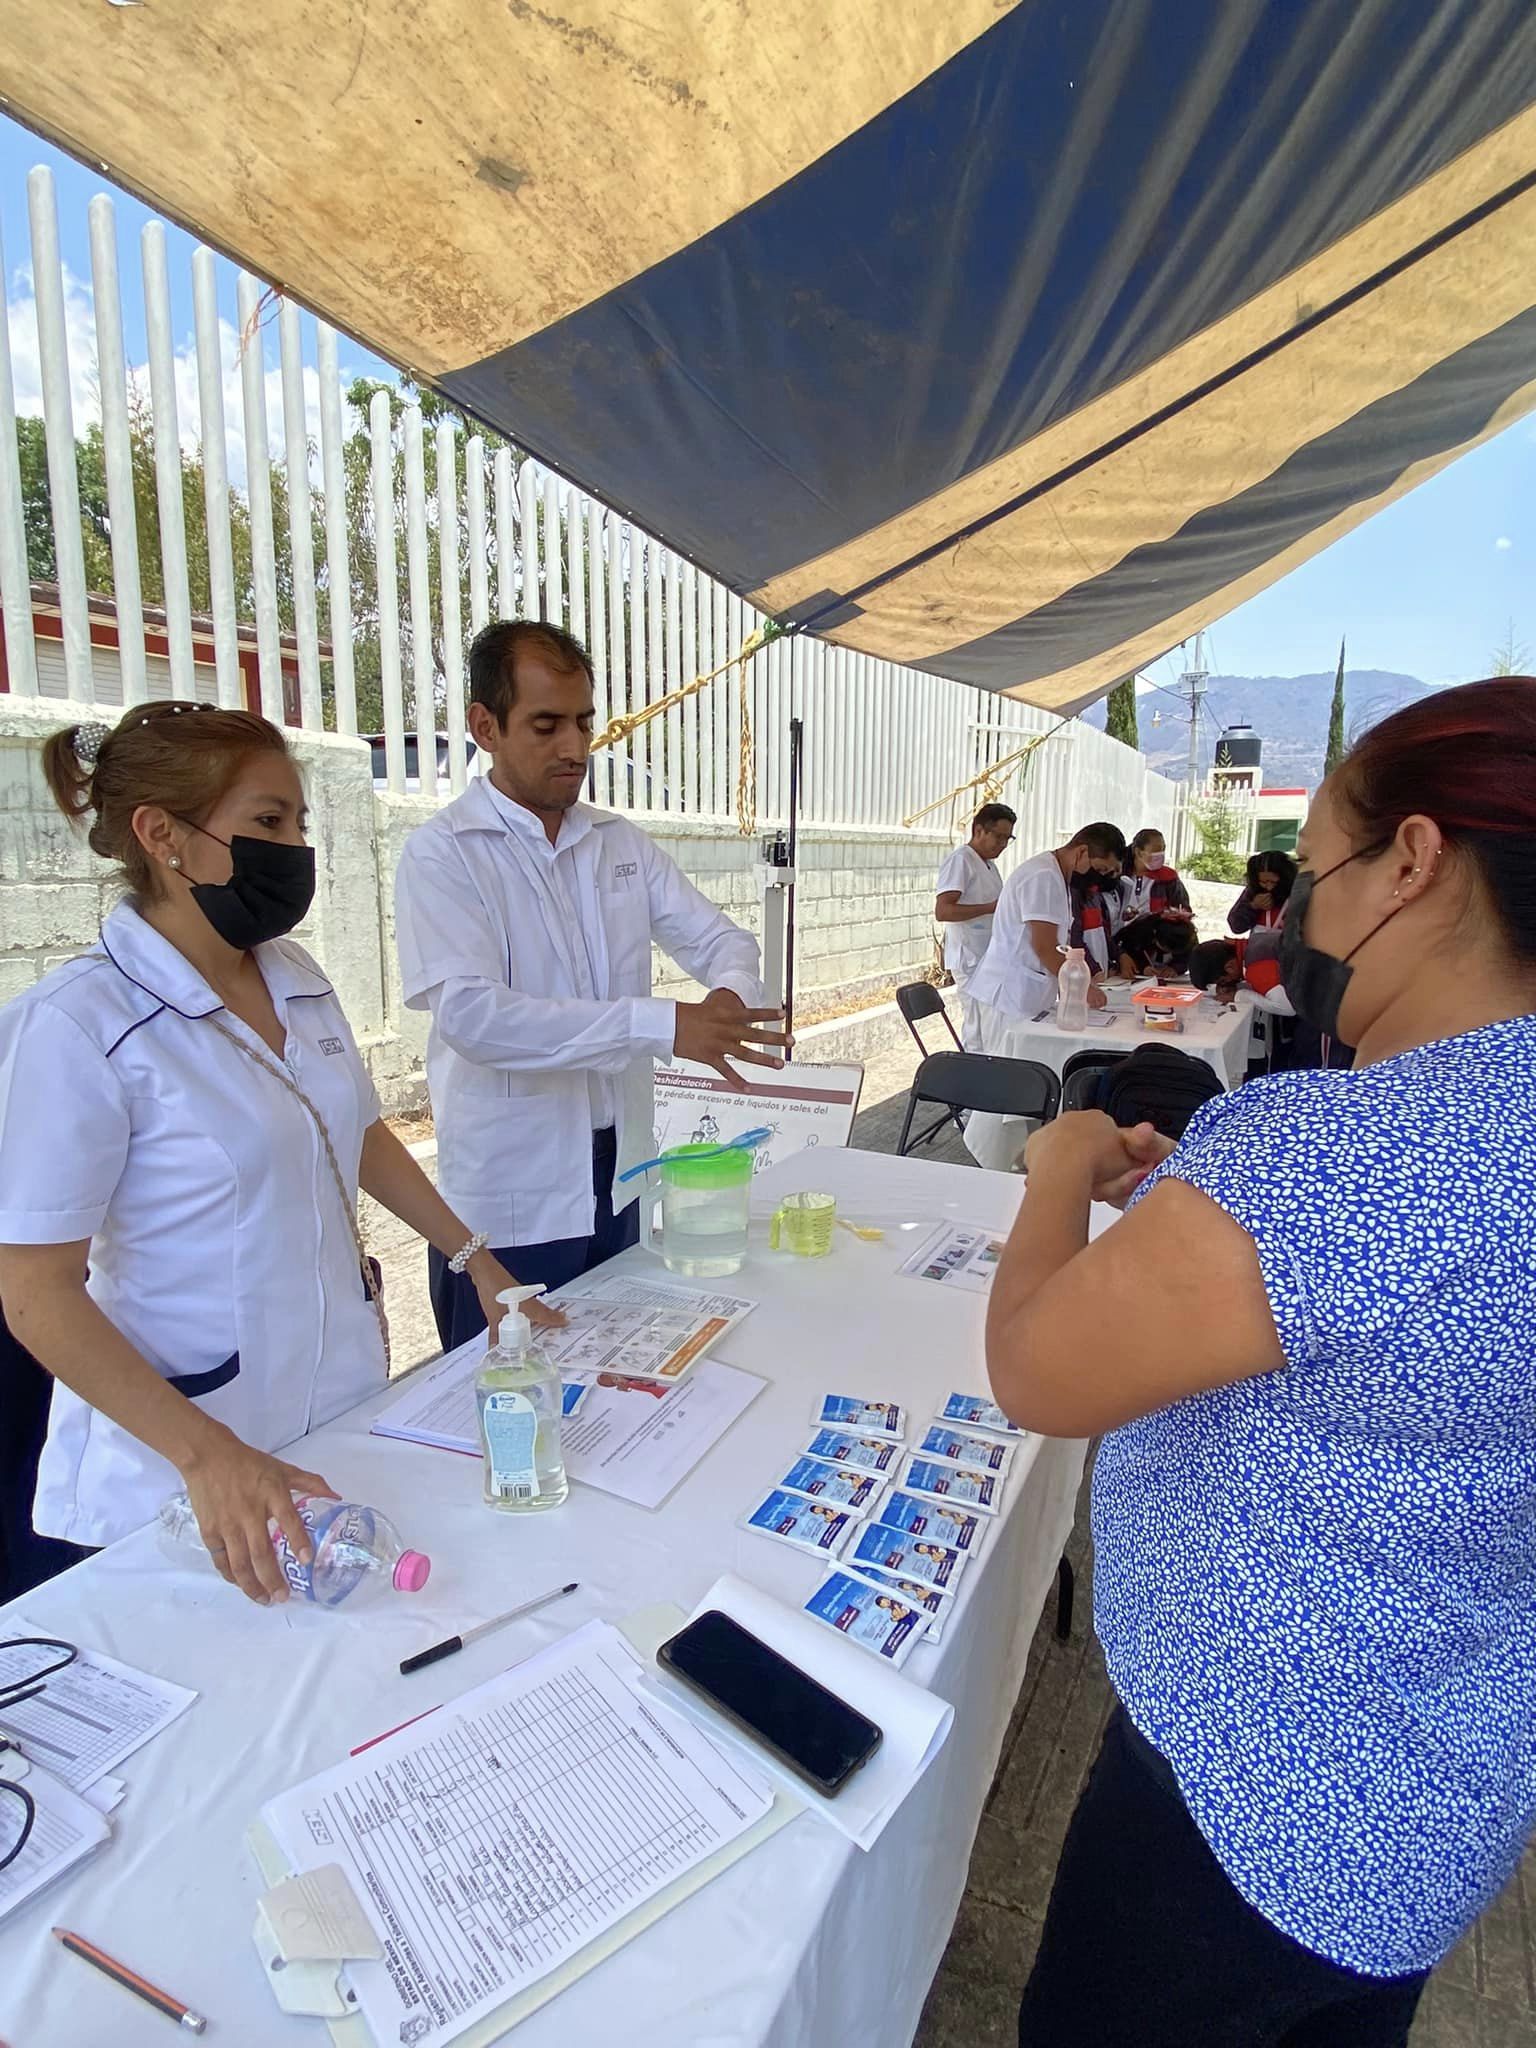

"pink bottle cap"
[393,1550,431,1593]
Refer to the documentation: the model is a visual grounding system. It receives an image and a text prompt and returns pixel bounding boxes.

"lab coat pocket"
[599,884,652,989]
[165,1351,241,1399]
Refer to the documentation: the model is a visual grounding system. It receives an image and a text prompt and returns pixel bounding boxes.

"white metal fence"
[1,168,1177,844]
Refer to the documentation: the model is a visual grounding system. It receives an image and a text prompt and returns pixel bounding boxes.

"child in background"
[1228,851,1297,932]
[1118,829,1192,926]
[1116,915,1197,982]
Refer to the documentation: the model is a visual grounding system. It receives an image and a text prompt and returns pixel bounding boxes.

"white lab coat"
[394,779,763,1246]
[965,849,1072,1023]
[0,903,386,1546]
[935,843,1003,990]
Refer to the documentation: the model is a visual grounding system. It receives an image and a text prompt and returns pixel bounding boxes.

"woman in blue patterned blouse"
[987,678,1536,2046]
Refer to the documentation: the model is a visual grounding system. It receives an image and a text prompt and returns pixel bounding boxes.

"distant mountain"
[1085,669,1439,790]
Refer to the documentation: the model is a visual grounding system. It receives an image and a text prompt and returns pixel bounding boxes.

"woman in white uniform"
[0,703,551,1606]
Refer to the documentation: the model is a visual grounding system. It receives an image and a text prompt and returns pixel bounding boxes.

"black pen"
[400,1583,579,1675]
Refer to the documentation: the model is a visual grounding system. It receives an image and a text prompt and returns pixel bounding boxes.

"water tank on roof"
[1214,723,1262,770]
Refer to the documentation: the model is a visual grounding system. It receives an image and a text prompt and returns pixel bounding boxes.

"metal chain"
[204,1017,390,1365]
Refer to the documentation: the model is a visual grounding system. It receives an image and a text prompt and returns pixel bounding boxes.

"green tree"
[1324,637,1347,779]
[1103,674,1138,749]
[332,377,529,733]
[1185,794,1247,883]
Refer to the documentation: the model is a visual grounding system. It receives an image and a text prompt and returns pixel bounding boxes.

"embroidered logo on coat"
[613,861,638,880]
[318,1036,345,1056]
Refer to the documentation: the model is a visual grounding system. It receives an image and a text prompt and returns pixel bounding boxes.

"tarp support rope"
[902,713,1073,830]
[589,617,789,838]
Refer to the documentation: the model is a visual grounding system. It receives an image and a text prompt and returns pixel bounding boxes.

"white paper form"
[262,1621,772,2048]
[562,1361,766,1510]
[0,1757,110,1922]
[372,1340,765,1511]
[896,1221,1006,1295]
[0,1624,197,1792]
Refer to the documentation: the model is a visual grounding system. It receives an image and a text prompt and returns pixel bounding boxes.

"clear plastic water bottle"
[158,1492,431,1607]
[1057,946,1091,1032]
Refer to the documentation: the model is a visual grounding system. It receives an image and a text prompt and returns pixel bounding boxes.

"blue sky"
[3,117,1530,685]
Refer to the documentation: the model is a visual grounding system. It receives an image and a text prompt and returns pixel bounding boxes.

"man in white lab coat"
[395,621,786,1347]
[966,822,1128,1027]
[934,802,1015,1048]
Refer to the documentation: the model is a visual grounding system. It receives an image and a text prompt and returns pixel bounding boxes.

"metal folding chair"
[1057,1048,1127,1114]
[895,981,964,1059]
[896,1051,1061,1157]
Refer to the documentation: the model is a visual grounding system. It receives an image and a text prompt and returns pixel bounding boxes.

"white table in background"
[964,992,1252,1170]
[0,1147,1094,2048]
[987,992,1252,1090]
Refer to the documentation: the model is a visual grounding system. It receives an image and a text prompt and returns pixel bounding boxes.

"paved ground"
[375,1025,1535,2044]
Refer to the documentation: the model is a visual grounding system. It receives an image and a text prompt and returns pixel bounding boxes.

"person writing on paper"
[0,705,548,1607]
[1116,915,1197,983]
[395,621,785,1349]
[966,822,1128,1031]
[934,802,1015,1046]
[987,679,1536,2044]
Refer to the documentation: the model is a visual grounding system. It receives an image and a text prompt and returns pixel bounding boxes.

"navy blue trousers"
[427,1127,640,1351]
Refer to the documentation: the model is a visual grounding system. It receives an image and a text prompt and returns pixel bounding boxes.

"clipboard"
[246,1604,798,2046]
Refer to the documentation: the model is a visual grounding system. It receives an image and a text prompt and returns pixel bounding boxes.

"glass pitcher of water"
[640,1142,754,1278]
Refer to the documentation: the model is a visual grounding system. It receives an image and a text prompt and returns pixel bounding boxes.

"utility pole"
[1179,632,1209,791]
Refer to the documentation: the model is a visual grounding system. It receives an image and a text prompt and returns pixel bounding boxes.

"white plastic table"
[0,1147,1093,2048]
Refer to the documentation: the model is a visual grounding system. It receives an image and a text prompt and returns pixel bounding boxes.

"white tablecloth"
[0,1148,1090,2048]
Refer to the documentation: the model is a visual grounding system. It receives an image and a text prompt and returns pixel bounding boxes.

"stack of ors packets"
[740,1394,1027,1669]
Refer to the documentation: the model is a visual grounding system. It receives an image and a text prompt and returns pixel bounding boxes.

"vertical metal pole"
[29,168,92,699]
[192,248,242,709]
[784,711,803,1056]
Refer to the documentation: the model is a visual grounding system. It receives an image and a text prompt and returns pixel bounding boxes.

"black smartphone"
[657,1610,883,1797]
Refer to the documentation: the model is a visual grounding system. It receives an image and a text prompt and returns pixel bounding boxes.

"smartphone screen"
[657,1610,883,1796]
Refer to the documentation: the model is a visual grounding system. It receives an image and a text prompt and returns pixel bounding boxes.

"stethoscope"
[0,1637,79,1872]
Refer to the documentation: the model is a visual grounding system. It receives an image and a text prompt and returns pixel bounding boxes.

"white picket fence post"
[2,175,1180,831]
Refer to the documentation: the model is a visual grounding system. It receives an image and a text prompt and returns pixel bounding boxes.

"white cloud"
[1495,535,1513,551]
[6,260,371,496]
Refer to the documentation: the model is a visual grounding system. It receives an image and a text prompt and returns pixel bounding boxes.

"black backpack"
[1096,1044,1224,1141]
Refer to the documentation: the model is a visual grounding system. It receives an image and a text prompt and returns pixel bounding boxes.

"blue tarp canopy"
[8,1,1536,709]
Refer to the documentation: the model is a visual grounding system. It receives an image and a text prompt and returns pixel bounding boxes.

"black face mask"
[1277,847,1396,1040]
[178,823,316,949]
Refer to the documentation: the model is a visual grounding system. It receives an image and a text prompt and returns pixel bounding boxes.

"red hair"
[1335,676,1536,963]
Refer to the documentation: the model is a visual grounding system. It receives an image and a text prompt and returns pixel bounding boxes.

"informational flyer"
[652,1059,864,1175]
[533,1273,756,1385]
[897,1222,1006,1294]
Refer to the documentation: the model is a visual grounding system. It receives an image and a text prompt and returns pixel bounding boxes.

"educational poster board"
[651,1060,864,1176]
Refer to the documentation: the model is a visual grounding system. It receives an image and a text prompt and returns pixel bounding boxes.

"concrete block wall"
[0,701,1165,1111]
[0,702,953,1111]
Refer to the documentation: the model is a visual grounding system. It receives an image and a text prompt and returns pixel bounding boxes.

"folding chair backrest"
[1059,1048,1127,1114]
[895,980,962,1056]
[910,1051,1062,1122]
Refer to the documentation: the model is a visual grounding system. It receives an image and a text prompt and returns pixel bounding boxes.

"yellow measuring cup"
[768,1190,837,1257]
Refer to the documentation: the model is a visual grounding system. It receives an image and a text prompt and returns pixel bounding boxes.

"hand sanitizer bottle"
[475,1286,569,1512]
